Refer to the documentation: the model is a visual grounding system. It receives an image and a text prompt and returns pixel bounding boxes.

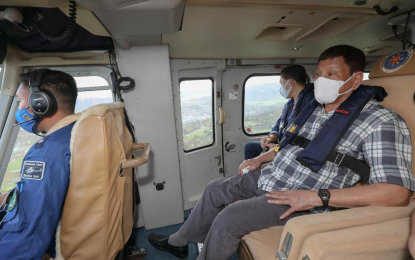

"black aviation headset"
[28,68,57,118]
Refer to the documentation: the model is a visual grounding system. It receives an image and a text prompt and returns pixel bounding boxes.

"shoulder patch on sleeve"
[21,161,45,180]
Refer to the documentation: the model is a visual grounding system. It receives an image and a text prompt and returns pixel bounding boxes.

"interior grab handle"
[122,143,151,169]
[218,106,226,125]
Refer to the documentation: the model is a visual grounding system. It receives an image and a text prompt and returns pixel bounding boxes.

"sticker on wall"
[228,92,239,100]
[380,50,412,73]
[233,84,239,90]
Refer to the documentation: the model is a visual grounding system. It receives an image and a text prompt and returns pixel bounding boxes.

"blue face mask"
[279,79,292,99]
[15,107,41,134]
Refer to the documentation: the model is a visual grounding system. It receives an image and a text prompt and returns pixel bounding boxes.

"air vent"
[252,24,307,41]
[296,14,373,42]
[379,29,412,42]
[367,46,391,54]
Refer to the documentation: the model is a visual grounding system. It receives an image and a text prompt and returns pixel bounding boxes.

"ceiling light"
[352,0,370,6]
[292,47,300,51]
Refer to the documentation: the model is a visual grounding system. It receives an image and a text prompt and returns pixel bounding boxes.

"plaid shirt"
[258,99,414,213]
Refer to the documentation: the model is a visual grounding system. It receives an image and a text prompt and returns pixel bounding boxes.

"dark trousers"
[177,170,312,260]
[244,141,263,160]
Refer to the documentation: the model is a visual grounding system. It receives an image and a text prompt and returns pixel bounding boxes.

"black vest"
[277,85,387,179]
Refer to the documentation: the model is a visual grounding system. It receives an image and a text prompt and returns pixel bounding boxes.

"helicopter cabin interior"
[0,0,415,259]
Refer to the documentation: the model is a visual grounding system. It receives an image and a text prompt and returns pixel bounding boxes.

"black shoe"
[148,233,188,259]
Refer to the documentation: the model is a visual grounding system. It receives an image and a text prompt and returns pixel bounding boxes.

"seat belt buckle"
[334,152,346,166]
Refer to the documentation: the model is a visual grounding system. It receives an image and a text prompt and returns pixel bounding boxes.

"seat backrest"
[55,102,139,260]
[364,50,415,175]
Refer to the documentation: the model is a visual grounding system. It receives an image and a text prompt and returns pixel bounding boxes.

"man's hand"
[238,159,262,175]
[265,190,321,219]
[260,137,272,149]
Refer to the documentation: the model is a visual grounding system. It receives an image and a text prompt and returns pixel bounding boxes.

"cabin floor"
[132,210,239,260]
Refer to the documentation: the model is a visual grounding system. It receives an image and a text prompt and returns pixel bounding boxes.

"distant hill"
[181,96,211,107]
[245,83,283,102]
[180,83,284,103]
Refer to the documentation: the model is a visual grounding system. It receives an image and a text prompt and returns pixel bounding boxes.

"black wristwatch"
[318,189,330,207]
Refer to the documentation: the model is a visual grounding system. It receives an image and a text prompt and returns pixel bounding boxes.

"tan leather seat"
[239,50,415,260]
[48,103,150,260]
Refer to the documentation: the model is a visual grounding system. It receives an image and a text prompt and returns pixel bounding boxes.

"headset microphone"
[14,118,35,126]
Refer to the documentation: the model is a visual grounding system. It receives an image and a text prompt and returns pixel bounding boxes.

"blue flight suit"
[244,84,314,159]
[0,122,74,260]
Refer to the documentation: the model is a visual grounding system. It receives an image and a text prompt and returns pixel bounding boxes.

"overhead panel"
[80,0,151,11]
[378,29,412,42]
[367,46,392,55]
[252,24,307,41]
[164,0,415,59]
[76,0,186,49]
[296,14,373,42]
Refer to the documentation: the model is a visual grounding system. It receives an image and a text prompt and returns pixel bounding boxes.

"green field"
[1,158,23,193]
[184,126,213,151]
[1,129,40,193]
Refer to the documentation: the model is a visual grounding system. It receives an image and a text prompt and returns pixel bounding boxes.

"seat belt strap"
[291,136,370,181]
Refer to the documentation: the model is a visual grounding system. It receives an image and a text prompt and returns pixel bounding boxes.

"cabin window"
[243,75,283,136]
[74,76,113,113]
[0,75,113,193]
[179,79,214,152]
[363,72,369,81]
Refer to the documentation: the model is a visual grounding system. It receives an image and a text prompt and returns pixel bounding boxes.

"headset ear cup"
[28,90,57,117]
[40,89,57,117]
[45,91,57,116]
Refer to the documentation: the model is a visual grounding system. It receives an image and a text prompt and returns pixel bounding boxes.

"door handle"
[215,155,222,166]
[225,142,235,152]
[218,107,226,125]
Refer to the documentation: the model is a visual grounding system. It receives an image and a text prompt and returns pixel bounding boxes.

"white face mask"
[314,74,354,104]
[279,79,292,99]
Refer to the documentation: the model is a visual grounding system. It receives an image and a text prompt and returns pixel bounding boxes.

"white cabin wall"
[117,45,184,229]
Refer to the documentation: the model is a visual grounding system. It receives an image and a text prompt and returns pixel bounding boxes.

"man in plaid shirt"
[148,45,414,260]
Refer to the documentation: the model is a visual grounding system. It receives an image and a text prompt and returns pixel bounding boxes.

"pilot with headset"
[0,69,78,260]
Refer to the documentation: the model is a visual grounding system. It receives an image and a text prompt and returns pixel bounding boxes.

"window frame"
[69,72,112,92]
[178,77,215,153]
[44,66,113,93]
[242,73,282,137]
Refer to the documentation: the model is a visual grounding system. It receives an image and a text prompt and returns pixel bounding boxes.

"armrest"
[239,226,284,260]
[277,199,415,260]
[299,217,411,260]
[122,143,150,169]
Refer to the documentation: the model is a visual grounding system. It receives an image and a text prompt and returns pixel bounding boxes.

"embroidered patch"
[380,50,413,73]
[21,161,45,180]
[35,136,49,149]
[7,189,18,211]
[335,109,350,115]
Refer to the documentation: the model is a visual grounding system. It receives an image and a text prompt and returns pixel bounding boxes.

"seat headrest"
[369,49,415,79]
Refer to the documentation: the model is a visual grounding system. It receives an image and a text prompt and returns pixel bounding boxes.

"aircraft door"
[171,60,226,210]
[221,65,284,177]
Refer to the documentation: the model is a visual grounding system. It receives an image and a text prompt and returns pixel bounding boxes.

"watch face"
[319,189,330,199]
